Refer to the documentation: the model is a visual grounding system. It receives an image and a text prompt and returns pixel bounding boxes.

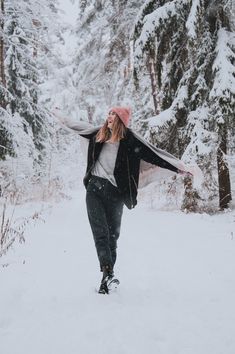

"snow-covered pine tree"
[0,0,61,157]
[0,0,14,160]
[133,0,235,211]
[0,0,63,200]
[4,0,51,157]
[208,1,235,209]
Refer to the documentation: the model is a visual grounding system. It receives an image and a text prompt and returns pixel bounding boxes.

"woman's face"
[107,111,117,129]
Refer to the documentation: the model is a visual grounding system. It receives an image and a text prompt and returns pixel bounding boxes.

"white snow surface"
[1,190,235,354]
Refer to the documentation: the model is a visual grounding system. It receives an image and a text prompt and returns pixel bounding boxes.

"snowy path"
[1,190,235,354]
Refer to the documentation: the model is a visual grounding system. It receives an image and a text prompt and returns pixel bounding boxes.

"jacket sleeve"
[52,109,96,138]
[62,119,94,132]
[135,138,179,174]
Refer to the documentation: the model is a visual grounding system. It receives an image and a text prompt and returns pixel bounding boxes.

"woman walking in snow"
[53,107,189,294]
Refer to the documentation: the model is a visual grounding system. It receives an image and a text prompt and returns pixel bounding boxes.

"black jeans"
[86,176,124,271]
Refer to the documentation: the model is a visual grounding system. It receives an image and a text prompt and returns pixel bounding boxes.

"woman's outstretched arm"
[132,136,178,173]
[131,131,192,176]
[51,108,97,138]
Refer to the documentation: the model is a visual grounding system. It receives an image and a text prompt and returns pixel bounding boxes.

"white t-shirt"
[92,141,119,187]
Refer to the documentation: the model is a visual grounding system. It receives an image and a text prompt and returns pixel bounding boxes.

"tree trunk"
[217,123,232,209]
[32,18,41,107]
[147,51,160,115]
[0,0,6,108]
[87,105,94,124]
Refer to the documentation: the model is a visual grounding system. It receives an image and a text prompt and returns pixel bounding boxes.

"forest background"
[0,3,235,352]
[0,0,234,213]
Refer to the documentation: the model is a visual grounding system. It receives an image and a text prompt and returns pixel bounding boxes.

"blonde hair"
[96,116,127,142]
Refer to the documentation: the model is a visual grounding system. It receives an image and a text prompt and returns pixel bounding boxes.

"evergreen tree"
[0,0,14,160]
[0,0,60,163]
[133,0,235,210]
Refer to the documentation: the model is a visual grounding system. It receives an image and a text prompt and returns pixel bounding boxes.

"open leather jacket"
[81,128,179,209]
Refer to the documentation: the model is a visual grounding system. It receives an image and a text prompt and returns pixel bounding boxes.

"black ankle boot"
[98,265,113,294]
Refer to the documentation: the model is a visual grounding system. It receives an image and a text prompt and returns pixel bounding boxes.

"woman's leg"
[86,179,113,270]
[101,180,124,269]
[105,197,123,268]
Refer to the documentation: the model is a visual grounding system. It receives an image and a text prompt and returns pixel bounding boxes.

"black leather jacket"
[82,129,178,209]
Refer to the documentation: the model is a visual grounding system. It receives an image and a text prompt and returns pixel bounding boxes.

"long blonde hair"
[96,115,127,143]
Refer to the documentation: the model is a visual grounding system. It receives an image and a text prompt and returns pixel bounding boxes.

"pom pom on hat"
[110,106,131,127]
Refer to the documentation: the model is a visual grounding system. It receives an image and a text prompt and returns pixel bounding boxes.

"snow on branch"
[145,84,188,131]
[183,106,216,159]
[79,3,96,26]
[135,0,157,24]
[146,107,176,129]
[210,28,235,99]
[134,0,188,58]
[185,0,200,38]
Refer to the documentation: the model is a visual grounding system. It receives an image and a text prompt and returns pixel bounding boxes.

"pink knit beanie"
[110,107,131,127]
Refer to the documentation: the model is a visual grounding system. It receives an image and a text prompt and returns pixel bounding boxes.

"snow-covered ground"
[1,190,235,354]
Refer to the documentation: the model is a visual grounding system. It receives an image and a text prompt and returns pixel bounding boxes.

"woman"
[53,107,189,294]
